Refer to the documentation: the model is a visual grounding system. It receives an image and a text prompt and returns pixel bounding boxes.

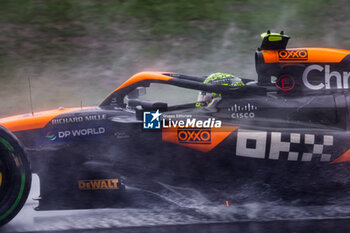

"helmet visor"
[197,91,213,103]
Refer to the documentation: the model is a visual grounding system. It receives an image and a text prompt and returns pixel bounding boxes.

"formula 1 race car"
[2,31,350,226]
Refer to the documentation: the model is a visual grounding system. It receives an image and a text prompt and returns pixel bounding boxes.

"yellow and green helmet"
[196,73,244,107]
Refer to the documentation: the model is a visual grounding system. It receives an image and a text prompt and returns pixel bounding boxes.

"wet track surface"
[4,203,350,233]
[4,175,350,233]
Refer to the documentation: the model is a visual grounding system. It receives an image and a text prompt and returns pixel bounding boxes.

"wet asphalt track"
[4,202,350,233]
[4,175,350,233]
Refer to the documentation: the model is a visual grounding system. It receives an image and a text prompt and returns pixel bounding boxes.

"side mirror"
[135,102,168,120]
[127,87,147,99]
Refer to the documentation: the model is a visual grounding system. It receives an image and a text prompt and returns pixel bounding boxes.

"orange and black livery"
[255,31,350,91]
[2,31,350,226]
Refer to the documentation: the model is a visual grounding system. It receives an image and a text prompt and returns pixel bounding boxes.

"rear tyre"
[0,126,31,227]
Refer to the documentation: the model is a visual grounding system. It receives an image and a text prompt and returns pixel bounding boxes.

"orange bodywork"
[0,107,94,132]
[331,149,350,164]
[1,72,172,133]
[262,48,350,63]
[162,126,239,152]
[113,71,172,92]
[100,71,173,106]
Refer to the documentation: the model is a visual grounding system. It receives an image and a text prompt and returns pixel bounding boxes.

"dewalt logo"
[78,179,119,190]
[177,128,211,144]
[278,49,308,61]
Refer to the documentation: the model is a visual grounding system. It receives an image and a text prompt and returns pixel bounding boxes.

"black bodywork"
[4,32,350,210]
[8,72,350,210]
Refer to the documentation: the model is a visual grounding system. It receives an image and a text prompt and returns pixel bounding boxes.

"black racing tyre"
[0,126,31,227]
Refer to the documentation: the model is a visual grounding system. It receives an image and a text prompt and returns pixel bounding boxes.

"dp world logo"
[143,110,161,129]
[45,131,57,141]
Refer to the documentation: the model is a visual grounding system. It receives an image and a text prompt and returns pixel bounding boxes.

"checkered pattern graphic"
[269,132,333,162]
[302,134,333,162]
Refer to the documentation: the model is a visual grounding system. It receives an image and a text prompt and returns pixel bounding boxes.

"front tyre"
[0,126,31,227]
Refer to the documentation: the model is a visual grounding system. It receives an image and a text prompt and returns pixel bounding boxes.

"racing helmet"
[196,73,244,107]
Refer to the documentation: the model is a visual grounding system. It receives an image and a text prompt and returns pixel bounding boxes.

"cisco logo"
[228,103,258,119]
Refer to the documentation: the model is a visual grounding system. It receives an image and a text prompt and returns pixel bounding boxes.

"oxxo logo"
[177,128,211,144]
[278,49,308,61]
[236,129,333,162]
[143,110,161,129]
[303,64,350,90]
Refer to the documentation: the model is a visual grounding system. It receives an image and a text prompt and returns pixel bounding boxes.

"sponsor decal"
[302,64,350,90]
[45,131,57,141]
[228,103,257,119]
[114,132,130,139]
[275,75,295,91]
[84,114,106,121]
[78,179,119,190]
[177,128,211,144]
[278,49,308,61]
[236,129,333,162]
[52,116,83,125]
[163,126,239,152]
[143,110,161,129]
[58,127,105,139]
[46,127,106,140]
[52,114,106,125]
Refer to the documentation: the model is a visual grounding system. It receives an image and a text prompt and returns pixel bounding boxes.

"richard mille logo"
[228,103,257,119]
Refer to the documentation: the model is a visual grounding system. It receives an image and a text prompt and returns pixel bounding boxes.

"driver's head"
[196,73,244,107]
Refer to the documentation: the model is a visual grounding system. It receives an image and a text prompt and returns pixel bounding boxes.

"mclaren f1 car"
[1,31,350,226]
